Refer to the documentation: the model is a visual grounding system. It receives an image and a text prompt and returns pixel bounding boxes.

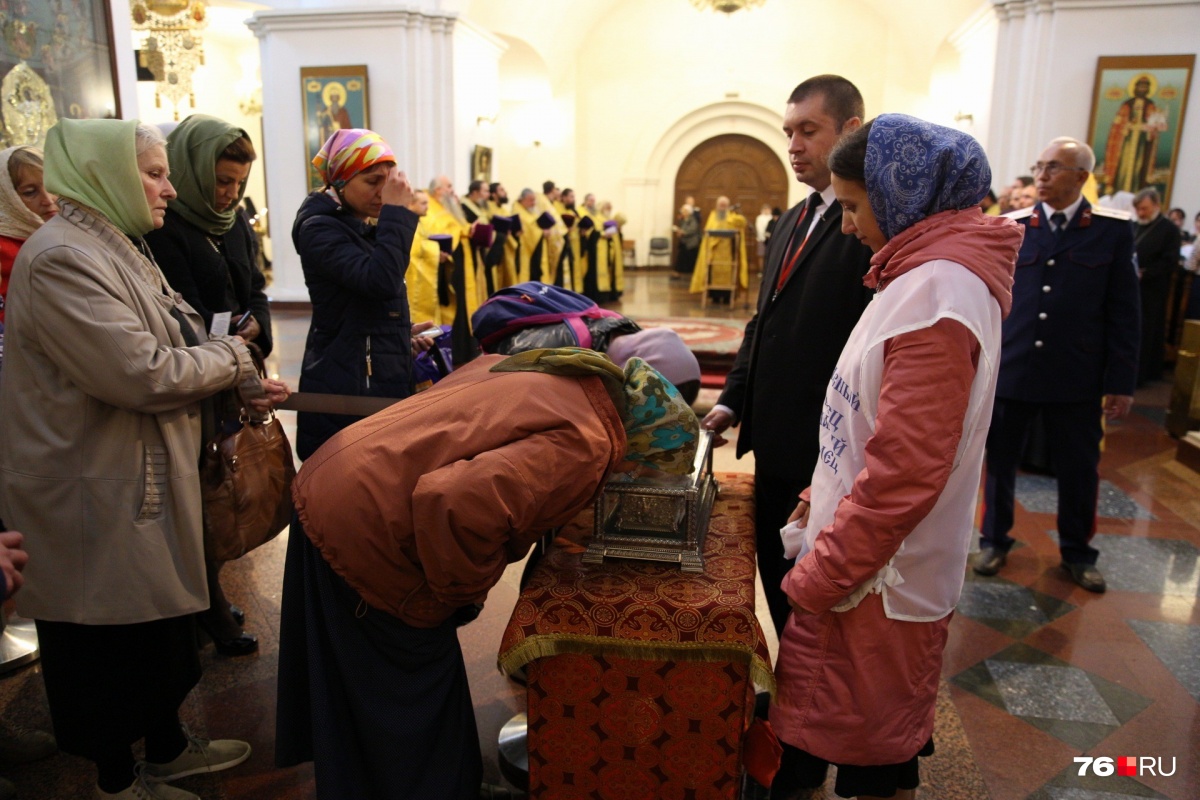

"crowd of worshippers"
[0,66,1187,800]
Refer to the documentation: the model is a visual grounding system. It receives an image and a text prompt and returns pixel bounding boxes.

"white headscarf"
[0,147,47,241]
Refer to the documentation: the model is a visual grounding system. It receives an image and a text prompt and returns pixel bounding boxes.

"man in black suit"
[1132,187,1182,385]
[975,137,1140,593]
[702,75,874,635]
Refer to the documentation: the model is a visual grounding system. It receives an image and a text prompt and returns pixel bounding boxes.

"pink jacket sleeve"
[782,317,981,614]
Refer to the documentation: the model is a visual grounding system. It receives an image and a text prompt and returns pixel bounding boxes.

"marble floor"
[1,270,1198,799]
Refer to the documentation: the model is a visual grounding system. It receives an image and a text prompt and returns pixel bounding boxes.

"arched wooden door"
[673,134,790,270]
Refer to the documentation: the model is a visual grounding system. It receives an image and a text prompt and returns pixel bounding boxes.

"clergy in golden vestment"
[536,181,568,287]
[461,180,500,296]
[512,188,549,283]
[555,187,583,293]
[487,182,510,217]
[404,189,452,326]
[598,200,626,301]
[426,175,483,362]
[689,195,749,299]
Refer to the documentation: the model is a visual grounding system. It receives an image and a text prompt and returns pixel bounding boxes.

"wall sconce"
[954,111,974,126]
[476,114,497,127]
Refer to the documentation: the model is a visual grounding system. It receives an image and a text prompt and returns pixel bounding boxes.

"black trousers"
[755,469,807,637]
[981,398,1103,565]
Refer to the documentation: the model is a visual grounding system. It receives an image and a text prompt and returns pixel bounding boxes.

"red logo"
[1118,756,1138,776]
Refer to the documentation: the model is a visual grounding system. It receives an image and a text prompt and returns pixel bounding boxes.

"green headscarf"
[166,114,250,235]
[43,118,155,237]
[491,348,699,475]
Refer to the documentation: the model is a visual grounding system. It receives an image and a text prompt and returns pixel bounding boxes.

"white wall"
[989,0,1200,213]
[247,6,458,301]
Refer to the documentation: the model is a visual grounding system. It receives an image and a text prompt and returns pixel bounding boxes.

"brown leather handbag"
[200,347,296,561]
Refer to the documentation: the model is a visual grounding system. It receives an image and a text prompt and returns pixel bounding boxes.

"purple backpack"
[471,282,623,352]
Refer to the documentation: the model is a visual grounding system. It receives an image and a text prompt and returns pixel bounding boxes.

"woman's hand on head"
[382,169,415,209]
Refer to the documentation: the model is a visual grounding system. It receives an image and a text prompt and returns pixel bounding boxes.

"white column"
[246,6,458,302]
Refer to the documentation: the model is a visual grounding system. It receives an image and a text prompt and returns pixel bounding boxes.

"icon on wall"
[472,144,493,184]
[1087,54,1194,204]
[301,65,369,193]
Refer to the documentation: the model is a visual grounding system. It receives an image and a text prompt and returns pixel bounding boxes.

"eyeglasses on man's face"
[1030,161,1088,177]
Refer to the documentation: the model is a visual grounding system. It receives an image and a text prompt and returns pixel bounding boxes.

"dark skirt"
[35,615,200,760]
[275,518,481,800]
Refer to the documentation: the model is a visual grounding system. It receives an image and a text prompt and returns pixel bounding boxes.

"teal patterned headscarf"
[620,357,698,475]
[491,348,699,475]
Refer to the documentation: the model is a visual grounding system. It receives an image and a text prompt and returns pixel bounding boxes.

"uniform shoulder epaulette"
[1003,207,1034,220]
[1091,205,1132,221]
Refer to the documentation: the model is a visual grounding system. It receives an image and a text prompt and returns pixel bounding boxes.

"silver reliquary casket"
[582,429,718,573]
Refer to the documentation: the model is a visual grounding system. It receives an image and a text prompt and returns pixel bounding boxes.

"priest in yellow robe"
[405,189,452,326]
[513,188,550,283]
[427,175,483,363]
[487,182,510,217]
[598,200,626,301]
[555,187,584,293]
[689,196,749,299]
[462,180,499,297]
[536,181,568,287]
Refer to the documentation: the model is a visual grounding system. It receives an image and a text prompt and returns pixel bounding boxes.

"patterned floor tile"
[956,577,1075,638]
[1027,763,1171,799]
[1017,475,1154,520]
[986,661,1118,725]
[1126,620,1200,702]
[951,643,1153,750]
[1047,533,1200,596]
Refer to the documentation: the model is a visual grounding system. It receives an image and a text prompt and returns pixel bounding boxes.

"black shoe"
[1062,562,1106,593]
[229,604,245,626]
[212,633,258,657]
[973,547,1007,576]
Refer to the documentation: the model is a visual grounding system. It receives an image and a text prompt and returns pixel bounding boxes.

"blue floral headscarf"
[865,113,992,240]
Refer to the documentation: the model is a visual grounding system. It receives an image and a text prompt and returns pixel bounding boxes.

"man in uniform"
[702,75,874,634]
[975,137,1140,593]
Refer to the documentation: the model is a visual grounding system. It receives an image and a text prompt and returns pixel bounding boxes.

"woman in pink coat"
[769,114,1022,799]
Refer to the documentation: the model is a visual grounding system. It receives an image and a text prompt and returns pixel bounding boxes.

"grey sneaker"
[140,725,250,782]
[96,765,200,800]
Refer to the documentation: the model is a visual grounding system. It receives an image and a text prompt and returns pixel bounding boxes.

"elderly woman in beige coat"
[0,119,288,800]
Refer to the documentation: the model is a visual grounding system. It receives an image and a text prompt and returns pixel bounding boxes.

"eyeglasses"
[1030,162,1088,177]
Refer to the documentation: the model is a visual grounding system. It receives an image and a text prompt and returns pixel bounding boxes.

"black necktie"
[1050,212,1067,233]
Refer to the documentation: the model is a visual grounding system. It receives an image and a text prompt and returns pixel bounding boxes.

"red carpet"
[635,317,746,388]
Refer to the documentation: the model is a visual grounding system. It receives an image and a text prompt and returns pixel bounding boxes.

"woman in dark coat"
[291,128,430,459]
[145,114,273,658]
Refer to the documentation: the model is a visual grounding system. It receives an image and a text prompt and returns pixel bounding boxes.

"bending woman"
[293,128,431,459]
[0,119,288,800]
[769,114,1021,800]
[277,348,698,799]
[145,114,274,657]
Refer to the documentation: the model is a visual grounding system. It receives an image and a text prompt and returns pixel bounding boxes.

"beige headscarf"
[0,146,47,241]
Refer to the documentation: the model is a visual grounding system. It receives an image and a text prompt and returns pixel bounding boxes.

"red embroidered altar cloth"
[498,473,773,799]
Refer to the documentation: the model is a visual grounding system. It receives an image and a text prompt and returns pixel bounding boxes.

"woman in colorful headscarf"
[0,119,289,800]
[0,146,57,325]
[768,114,1021,800]
[293,128,433,459]
[277,348,697,799]
[144,114,274,658]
